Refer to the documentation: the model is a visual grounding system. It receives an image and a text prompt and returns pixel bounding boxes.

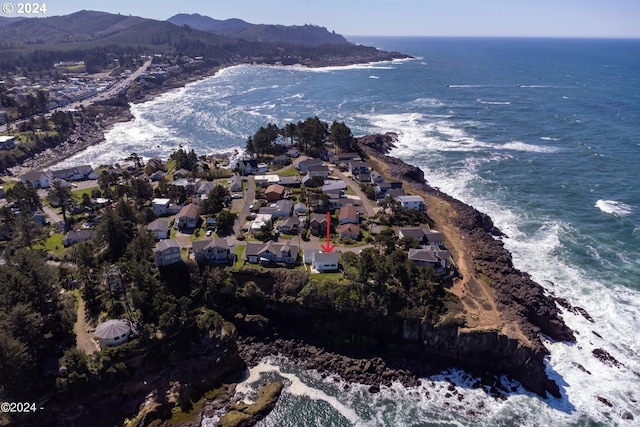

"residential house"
[153,239,182,267]
[273,200,293,218]
[144,156,167,175]
[149,170,166,182]
[338,205,360,225]
[230,175,243,192]
[51,165,97,181]
[339,223,360,240]
[279,176,301,188]
[0,135,16,150]
[307,165,329,179]
[370,171,385,184]
[294,202,307,216]
[20,170,51,189]
[245,241,299,265]
[62,229,95,247]
[322,180,347,195]
[256,163,269,173]
[398,228,429,244]
[33,210,47,226]
[297,158,323,173]
[173,168,190,180]
[286,148,300,158]
[264,184,286,202]
[330,152,360,164]
[276,216,300,235]
[408,247,451,272]
[272,155,290,166]
[349,160,370,176]
[255,174,280,187]
[174,203,199,229]
[395,195,426,211]
[424,230,446,248]
[312,251,339,272]
[152,198,171,216]
[94,319,132,348]
[193,238,232,264]
[386,188,406,199]
[147,219,169,240]
[309,213,328,236]
[197,180,217,196]
[238,159,258,175]
[250,213,273,232]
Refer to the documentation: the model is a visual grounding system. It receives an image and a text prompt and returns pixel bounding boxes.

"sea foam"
[595,199,633,217]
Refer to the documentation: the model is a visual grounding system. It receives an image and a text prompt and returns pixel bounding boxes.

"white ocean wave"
[596,199,633,217]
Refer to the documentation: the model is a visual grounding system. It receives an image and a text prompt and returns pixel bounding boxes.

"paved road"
[234,176,255,235]
[331,168,377,217]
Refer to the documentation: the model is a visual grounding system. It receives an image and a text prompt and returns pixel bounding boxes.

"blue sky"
[6,0,640,38]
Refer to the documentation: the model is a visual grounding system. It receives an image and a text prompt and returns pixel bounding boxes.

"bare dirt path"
[74,294,99,354]
[366,155,530,342]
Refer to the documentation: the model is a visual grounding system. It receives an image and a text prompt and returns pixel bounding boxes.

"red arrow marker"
[320,211,335,253]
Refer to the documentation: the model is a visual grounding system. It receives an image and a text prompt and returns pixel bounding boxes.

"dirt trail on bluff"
[367,155,529,345]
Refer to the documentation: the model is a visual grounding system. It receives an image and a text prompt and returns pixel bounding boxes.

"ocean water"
[61,37,640,426]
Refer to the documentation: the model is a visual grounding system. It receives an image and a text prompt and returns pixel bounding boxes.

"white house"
[312,252,339,272]
[94,319,132,347]
[153,239,182,267]
[147,219,169,240]
[395,195,426,211]
[20,170,51,189]
[152,198,171,216]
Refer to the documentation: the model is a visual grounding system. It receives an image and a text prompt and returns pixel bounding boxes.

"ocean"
[60,37,640,426]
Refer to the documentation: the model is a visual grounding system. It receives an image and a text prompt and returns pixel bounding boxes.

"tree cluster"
[244,117,356,158]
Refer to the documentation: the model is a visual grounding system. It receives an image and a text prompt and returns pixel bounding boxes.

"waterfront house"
[238,159,258,175]
[395,195,426,211]
[398,228,429,244]
[153,239,182,267]
[408,247,451,273]
[173,168,190,180]
[20,170,51,189]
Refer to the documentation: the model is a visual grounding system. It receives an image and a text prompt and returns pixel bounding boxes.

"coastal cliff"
[357,132,575,396]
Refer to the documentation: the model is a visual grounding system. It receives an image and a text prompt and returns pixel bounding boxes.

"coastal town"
[0,11,581,426]
[2,141,453,276]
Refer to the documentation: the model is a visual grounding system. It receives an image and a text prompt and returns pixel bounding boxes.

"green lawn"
[34,232,66,256]
[276,167,299,177]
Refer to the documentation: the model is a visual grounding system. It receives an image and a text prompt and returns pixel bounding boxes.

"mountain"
[167,13,350,46]
[0,16,24,29]
[0,10,230,46]
[0,10,406,73]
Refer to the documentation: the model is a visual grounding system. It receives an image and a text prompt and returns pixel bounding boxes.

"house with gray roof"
[245,241,299,266]
[153,239,182,267]
[193,238,232,265]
